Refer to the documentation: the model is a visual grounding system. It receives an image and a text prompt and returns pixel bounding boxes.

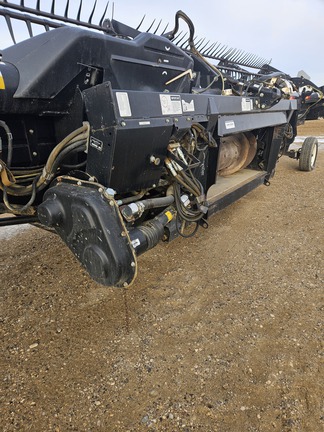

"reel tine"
[201,42,217,56]
[195,37,205,50]
[26,19,33,37]
[221,47,233,60]
[146,19,156,33]
[88,0,97,24]
[172,30,184,43]
[179,33,189,48]
[260,57,269,67]
[208,43,222,58]
[227,48,239,62]
[36,0,41,11]
[175,32,188,46]
[51,0,55,14]
[258,57,267,68]
[250,55,258,68]
[228,48,239,62]
[245,53,255,66]
[226,48,236,62]
[258,56,266,67]
[200,39,211,52]
[64,0,70,18]
[237,51,249,64]
[217,44,229,59]
[136,15,145,30]
[231,49,243,63]
[77,0,83,21]
[251,55,259,66]
[240,52,250,64]
[254,59,261,69]
[99,1,109,26]
[228,48,238,60]
[5,15,16,44]
[161,22,169,35]
[247,55,254,67]
[153,19,162,34]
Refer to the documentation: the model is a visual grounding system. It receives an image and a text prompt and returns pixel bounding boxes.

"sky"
[1,0,323,85]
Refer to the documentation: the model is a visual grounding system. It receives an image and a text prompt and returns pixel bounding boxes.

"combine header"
[0,1,318,286]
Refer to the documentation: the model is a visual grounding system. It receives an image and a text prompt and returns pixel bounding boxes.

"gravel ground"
[0,120,323,431]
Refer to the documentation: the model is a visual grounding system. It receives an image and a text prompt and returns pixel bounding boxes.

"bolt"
[109,200,114,206]
[187,117,191,121]
[165,119,170,123]
[261,104,266,109]
[174,118,179,122]
[150,156,161,166]
[131,261,136,267]
[77,181,82,186]
[121,231,127,237]
[121,121,126,127]
[32,152,37,157]
[98,187,103,193]
[106,187,116,196]
[260,93,264,97]
[29,129,34,135]
[123,282,128,287]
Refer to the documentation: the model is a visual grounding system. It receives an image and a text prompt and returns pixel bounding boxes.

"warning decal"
[0,72,5,90]
[116,92,132,117]
[182,99,195,112]
[241,97,253,111]
[159,94,182,115]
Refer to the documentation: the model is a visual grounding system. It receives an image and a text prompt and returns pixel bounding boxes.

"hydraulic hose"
[121,195,175,222]
[0,122,89,197]
[0,120,13,168]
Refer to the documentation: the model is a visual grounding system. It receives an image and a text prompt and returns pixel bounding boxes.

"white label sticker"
[225,120,235,129]
[116,92,132,117]
[131,238,141,249]
[159,94,182,115]
[139,121,151,126]
[242,97,253,111]
[182,99,195,112]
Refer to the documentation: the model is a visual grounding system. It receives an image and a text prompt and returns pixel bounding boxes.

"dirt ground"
[1,121,323,432]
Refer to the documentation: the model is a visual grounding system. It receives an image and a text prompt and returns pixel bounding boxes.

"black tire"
[299,137,318,171]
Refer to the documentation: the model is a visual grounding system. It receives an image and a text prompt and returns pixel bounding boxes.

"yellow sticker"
[165,211,173,222]
[0,72,5,90]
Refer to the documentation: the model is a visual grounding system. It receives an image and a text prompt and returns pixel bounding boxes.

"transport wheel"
[299,137,318,171]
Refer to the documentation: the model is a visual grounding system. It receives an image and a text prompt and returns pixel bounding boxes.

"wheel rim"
[310,144,317,167]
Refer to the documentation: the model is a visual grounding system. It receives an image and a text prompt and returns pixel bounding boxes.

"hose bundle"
[0,122,90,213]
